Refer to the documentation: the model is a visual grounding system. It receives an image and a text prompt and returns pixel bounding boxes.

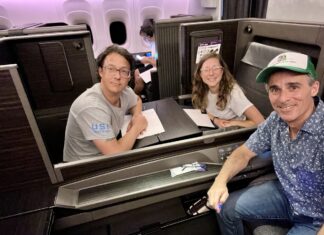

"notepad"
[183,109,215,128]
[140,67,156,83]
[121,109,165,139]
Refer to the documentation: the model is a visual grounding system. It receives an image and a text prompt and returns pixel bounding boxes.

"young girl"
[192,53,264,128]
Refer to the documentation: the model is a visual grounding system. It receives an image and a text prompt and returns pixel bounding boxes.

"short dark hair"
[96,44,134,70]
[96,45,135,87]
[139,19,155,37]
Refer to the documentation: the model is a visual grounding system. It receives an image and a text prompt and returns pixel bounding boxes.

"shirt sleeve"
[245,112,275,154]
[229,85,253,117]
[125,86,138,110]
[75,106,116,141]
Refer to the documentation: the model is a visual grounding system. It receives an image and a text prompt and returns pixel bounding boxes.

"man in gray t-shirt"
[63,45,147,162]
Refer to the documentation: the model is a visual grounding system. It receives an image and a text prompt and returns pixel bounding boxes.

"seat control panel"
[217,142,243,161]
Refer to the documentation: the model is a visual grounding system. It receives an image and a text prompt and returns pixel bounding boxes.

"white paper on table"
[140,67,156,83]
[121,108,165,139]
[183,109,215,128]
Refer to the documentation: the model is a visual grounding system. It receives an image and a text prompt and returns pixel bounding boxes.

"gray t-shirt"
[63,83,137,162]
[206,83,252,120]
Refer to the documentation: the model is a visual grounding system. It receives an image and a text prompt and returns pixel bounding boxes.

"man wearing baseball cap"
[207,52,323,234]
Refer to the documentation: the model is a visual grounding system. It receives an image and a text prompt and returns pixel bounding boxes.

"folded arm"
[93,97,147,155]
[209,105,264,128]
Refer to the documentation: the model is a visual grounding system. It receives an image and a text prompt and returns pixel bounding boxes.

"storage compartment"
[53,196,221,235]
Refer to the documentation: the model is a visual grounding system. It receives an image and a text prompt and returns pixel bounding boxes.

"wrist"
[212,116,217,123]
[214,175,228,186]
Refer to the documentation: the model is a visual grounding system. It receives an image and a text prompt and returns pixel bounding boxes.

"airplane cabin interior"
[0,0,323,235]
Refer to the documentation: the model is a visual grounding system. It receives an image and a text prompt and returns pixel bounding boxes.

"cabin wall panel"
[187,0,219,20]
[2,1,62,27]
[62,0,91,13]
[13,37,95,111]
[156,23,181,98]
[0,16,11,29]
[267,0,324,23]
[0,5,12,29]
[65,11,95,46]
[62,0,98,53]
[134,0,164,28]
[0,70,51,192]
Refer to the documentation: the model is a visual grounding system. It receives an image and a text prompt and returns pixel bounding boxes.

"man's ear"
[311,80,320,97]
[98,67,103,79]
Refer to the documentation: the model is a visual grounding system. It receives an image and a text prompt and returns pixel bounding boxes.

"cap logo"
[269,52,307,69]
[276,54,287,64]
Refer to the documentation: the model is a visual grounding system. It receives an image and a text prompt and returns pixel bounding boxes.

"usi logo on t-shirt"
[91,123,110,133]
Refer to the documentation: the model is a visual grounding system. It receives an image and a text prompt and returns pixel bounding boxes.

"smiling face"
[267,70,319,128]
[200,57,224,92]
[98,52,131,96]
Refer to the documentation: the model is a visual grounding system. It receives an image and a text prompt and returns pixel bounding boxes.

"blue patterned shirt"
[245,97,324,225]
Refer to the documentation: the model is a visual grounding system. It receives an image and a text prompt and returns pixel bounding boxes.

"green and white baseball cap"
[256,52,317,83]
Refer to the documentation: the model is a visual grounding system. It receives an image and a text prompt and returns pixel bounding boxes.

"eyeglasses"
[200,66,223,74]
[103,65,131,78]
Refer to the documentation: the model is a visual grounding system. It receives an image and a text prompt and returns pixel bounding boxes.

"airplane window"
[109,21,126,45]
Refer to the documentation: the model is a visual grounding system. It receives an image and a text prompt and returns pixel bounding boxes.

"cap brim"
[256,65,310,83]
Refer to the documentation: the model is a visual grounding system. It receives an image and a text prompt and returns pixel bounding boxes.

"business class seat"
[235,42,289,117]
[2,24,98,164]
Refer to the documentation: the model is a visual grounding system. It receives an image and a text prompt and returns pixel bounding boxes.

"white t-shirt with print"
[206,83,252,120]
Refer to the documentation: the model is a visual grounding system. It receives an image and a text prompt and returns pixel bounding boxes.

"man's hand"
[207,180,229,213]
[129,113,147,135]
